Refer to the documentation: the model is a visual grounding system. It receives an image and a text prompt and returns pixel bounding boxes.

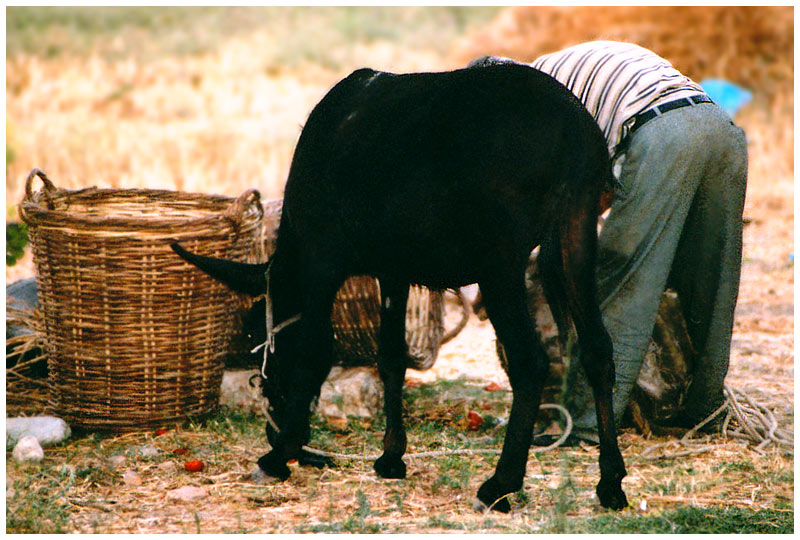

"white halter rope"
[250,266,301,379]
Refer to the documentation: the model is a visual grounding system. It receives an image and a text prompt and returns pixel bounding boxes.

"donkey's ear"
[171,243,268,297]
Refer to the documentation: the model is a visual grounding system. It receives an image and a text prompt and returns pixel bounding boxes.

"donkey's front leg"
[373,279,410,479]
[257,363,329,480]
[257,278,340,481]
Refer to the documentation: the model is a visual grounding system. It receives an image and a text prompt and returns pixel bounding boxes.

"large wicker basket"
[262,198,462,371]
[19,169,264,431]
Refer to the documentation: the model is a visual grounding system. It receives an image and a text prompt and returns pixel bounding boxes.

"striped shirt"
[530,41,706,157]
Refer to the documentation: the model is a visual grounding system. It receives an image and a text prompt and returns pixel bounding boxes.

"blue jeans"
[567,102,749,440]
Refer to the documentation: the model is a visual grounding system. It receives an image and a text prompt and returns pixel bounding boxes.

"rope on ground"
[641,383,793,460]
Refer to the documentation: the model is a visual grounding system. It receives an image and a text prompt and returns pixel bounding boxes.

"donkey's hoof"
[251,466,283,484]
[476,479,512,513]
[373,455,406,479]
[596,481,628,510]
[472,495,511,513]
[257,453,291,481]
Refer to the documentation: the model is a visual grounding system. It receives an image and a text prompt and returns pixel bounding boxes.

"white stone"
[135,445,159,457]
[6,416,71,449]
[219,370,262,412]
[317,366,383,420]
[12,435,44,462]
[166,486,207,501]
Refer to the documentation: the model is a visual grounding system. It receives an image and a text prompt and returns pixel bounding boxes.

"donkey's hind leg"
[558,204,628,510]
[476,265,550,512]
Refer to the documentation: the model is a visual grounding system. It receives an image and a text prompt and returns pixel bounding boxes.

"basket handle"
[224,188,264,228]
[25,168,58,202]
[225,188,263,222]
[222,188,264,238]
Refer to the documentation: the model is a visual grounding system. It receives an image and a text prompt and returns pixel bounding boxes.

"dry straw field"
[5,6,794,533]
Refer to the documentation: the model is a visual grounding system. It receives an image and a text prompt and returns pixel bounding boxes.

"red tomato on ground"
[184,460,205,472]
[484,382,503,392]
[467,411,484,431]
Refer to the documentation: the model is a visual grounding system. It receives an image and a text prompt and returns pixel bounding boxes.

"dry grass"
[6,7,491,207]
[5,6,793,534]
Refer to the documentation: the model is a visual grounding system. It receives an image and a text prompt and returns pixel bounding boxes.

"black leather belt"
[614,94,714,156]
[628,94,714,134]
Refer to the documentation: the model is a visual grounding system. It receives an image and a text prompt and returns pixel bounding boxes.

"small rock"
[7,477,17,500]
[6,416,71,449]
[250,467,281,485]
[546,477,561,489]
[12,435,44,462]
[158,460,177,473]
[166,485,207,501]
[472,497,491,512]
[109,455,127,469]
[122,471,142,486]
[318,366,383,420]
[219,370,262,412]
[135,445,160,458]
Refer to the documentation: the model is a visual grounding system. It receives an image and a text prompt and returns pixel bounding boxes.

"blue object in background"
[700,79,753,118]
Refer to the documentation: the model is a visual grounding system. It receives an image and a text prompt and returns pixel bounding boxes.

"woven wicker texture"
[19,169,265,431]
[262,199,445,370]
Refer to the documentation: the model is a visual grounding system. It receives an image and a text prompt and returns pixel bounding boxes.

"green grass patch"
[426,515,467,530]
[6,463,74,533]
[548,505,794,534]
